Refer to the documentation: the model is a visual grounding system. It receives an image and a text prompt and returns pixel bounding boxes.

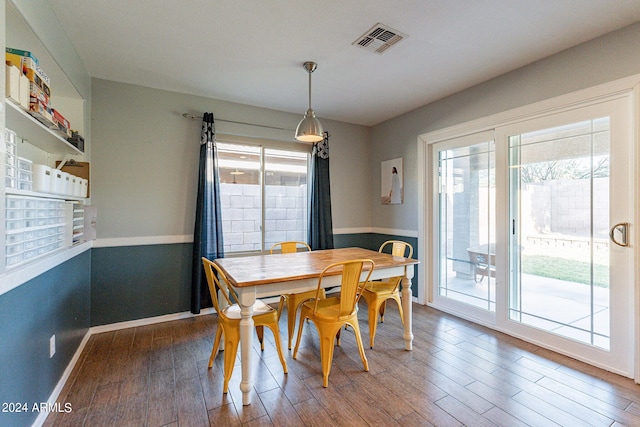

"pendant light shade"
[295,62,324,142]
[295,108,324,142]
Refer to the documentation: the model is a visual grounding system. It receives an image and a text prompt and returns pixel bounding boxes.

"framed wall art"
[381,157,403,204]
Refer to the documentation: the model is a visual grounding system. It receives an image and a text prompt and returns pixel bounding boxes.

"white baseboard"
[92,235,193,248]
[33,330,92,427]
[89,307,217,334]
[334,227,418,238]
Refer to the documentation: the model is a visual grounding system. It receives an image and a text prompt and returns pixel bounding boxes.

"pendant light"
[295,61,324,142]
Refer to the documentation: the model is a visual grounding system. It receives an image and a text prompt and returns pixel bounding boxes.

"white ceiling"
[48,0,640,126]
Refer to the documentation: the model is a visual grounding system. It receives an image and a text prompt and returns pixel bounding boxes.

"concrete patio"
[441,272,610,349]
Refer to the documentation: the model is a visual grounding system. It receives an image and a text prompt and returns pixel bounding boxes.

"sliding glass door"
[434,131,496,319]
[502,98,633,374]
[508,117,612,347]
[432,96,634,376]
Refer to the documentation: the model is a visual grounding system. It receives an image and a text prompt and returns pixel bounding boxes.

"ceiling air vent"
[353,23,407,54]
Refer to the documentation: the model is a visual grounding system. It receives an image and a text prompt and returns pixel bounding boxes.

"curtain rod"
[182,113,294,132]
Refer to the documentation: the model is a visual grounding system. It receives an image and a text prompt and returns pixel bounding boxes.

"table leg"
[401,273,414,351]
[237,291,256,405]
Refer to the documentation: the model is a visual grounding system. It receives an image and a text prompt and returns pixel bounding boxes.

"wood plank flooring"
[43,302,640,426]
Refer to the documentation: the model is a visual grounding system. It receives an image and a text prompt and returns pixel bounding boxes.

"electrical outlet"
[50,335,56,358]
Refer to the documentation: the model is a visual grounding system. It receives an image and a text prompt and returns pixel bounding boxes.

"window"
[217,141,309,253]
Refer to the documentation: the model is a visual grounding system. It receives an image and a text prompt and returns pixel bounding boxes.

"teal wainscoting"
[90,244,192,326]
[0,251,91,427]
[334,233,419,295]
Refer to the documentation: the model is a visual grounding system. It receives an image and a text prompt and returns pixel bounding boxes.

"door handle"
[609,222,630,247]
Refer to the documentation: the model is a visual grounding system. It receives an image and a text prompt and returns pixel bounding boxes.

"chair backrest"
[202,257,238,320]
[378,241,412,291]
[313,259,375,318]
[270,241,312,254]
[379,240,413,259]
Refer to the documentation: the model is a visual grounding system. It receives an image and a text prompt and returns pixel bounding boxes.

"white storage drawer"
[6,242,24,256]
[6,253,24,267]
[6,218,25,230]
[5,208,23,219]
[6,231,24,245]
[6,196,23,209]
[6,176,17,189]
[18,157,33,172]
[6,164,17,177]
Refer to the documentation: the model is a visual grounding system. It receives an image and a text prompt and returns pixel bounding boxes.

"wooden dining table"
[213,246,419,405]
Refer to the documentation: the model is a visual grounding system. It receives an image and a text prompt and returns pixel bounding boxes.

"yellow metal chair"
[202,257,288,393]
[293,259,374,387]
[360,240,413,349]
[271,241,326,349]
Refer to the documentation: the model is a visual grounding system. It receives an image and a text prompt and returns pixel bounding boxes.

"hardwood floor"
[44,302,640,426]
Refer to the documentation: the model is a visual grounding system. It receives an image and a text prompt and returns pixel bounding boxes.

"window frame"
[216,134,312,255]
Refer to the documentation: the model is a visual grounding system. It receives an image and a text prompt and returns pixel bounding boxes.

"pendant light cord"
[308,70,312,110]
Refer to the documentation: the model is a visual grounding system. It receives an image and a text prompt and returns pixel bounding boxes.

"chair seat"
[223,299,276,321]
[302,297,356,321]
[362,281,398,295]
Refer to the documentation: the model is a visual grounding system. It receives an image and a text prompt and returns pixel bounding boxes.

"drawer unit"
[4,195,67,269]
[65,201,85,246]
[17,158,33,191]
[5,130,18,187]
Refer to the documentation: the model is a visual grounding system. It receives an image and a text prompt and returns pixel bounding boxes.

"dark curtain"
[191,112,224,314]
[308,131,334,250]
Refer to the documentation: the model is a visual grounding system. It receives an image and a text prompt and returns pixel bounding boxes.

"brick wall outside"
[525,177,608,239]
[220,183,307,253]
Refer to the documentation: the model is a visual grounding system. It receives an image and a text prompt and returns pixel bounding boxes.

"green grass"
[521,255,609,287]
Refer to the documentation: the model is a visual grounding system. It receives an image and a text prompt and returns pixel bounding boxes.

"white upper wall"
[370,22,640,234]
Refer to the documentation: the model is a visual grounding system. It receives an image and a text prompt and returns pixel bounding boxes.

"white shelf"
[1,241,92,297]
[5,187,86,201]
[5,100,83,155]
